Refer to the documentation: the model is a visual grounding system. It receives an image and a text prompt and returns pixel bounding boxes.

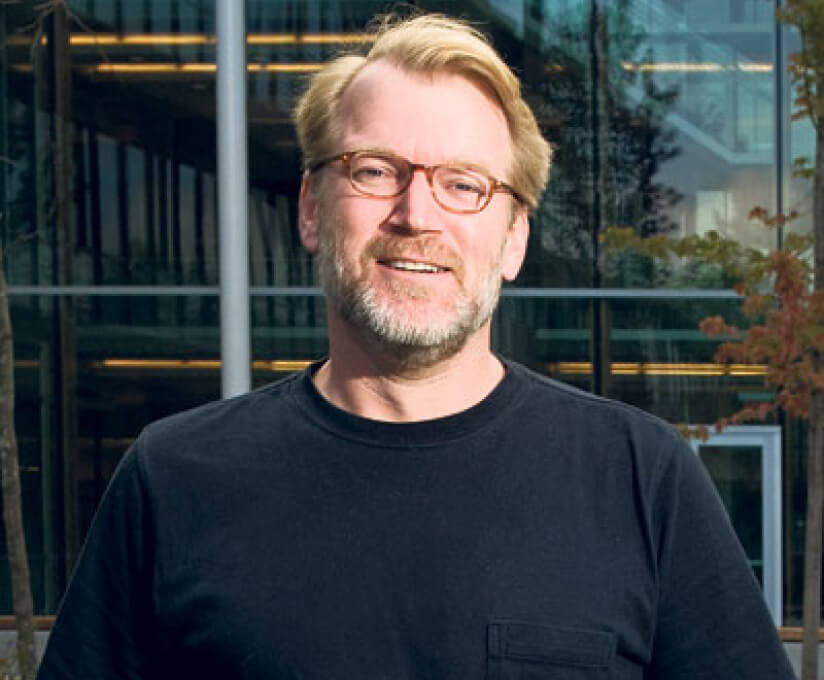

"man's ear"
[501,206,529,282]
[298,171,319,254]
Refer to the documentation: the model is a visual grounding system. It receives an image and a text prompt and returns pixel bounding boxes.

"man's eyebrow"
[445,158,494,172]
[348,147,498,176]
[348,146,397,156]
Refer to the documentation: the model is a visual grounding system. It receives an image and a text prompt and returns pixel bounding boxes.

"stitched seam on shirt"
[285,374,530,450]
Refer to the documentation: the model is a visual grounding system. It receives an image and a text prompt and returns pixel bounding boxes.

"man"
[38,14,795,680]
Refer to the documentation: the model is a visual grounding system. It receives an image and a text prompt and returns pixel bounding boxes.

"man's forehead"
[340,59,502,112]
[335,59,511,168]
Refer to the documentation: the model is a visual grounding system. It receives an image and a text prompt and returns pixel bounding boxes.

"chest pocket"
[487,621,615,679]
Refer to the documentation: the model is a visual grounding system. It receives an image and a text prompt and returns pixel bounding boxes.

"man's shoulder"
[137,370,304,457]
[504,359,686,460]
[508,359,677,428]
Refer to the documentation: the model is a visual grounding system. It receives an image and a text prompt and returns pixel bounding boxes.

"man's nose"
[397,169,442,232]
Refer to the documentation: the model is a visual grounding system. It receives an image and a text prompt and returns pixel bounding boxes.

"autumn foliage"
[699,219,824,428]
[601,215,821,433]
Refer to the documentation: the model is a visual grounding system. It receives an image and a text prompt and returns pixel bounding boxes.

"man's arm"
[37,437,156,679]
[649,440,796,679]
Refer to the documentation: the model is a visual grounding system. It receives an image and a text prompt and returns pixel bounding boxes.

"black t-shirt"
[37,360,795,679]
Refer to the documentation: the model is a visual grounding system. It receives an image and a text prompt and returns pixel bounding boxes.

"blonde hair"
[293,14,551,211]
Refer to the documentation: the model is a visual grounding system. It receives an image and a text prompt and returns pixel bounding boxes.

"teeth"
[385,260,446,273]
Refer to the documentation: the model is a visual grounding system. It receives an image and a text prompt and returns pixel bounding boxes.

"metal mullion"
[216,0,251,397]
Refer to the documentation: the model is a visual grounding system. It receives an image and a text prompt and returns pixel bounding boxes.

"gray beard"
[316,225,504,370]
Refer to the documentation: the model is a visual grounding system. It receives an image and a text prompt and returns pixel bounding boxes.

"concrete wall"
[783,642,822,679]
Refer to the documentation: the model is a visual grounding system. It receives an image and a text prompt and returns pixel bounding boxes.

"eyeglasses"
[308,150,522,214]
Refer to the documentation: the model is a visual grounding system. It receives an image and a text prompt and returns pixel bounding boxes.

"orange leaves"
[749,205,803,230]
[776,0,824,131]
[676,423,709,441]
[749,206,769,222]
[697,245,824,424]
[741,292,770,317]
[712,404,777,431]
[792,156,815,179]
[600,187,824,433]
[771,250,808,297]
[699,315,738,337]
[724,403,776,426]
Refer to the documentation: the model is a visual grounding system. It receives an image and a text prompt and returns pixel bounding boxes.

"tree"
[0,0,81,676]
[776,4,824,677]
[601,3,824,676]
[0,255,36,680]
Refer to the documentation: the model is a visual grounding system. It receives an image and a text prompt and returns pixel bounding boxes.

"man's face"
[299,61,528,366]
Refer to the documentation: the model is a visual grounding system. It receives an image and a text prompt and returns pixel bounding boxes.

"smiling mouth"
[380,259,450,273]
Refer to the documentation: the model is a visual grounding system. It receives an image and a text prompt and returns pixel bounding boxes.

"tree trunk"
[815,112,824,295]
[588,0,610,397]
[0,262,37,679]
[50,0,79,578]
[802,105,824,680]
[802,390,824,680]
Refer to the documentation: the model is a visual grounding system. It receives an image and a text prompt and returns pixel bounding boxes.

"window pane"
[699,445,764,584]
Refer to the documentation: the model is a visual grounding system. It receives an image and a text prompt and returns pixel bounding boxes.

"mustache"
[363,235,464,276]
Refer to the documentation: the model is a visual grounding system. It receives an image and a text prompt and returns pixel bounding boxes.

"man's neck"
[313,319,505,423]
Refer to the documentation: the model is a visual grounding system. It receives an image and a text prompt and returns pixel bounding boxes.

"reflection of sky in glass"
[489,0,524,35]
[594,0,777,249]
[0,0,794,279]
[0,0,812,627]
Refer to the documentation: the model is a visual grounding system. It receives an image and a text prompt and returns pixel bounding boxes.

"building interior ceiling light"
[93,63,214,73]
[550,362,767,377]
[91,359,767,377]
[6,32,373,47]
[622,61,772,72]
[739,63,773,72]
[247,63,323,72]
[12,58,771,76]
[3,35,768,75]
[71,33,212,46]
[13,360,39,369]
[246,33,373,45]
[89,62,323,74]
[96,358,314,372]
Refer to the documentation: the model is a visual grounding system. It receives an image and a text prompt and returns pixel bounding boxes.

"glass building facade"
[0,0,814,625]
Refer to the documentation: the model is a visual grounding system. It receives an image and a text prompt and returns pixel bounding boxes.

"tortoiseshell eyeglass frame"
[308,150,523,215]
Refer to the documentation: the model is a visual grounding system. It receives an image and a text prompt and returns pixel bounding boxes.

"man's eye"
[441,171,486,196]
[453,180,484,195]
[352,159,398,183]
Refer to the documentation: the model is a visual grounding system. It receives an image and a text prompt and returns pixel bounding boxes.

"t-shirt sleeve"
[648,438,796,679]
[37,434,156,680]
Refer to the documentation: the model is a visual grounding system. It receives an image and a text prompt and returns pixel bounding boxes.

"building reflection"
[0,0,807,624]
